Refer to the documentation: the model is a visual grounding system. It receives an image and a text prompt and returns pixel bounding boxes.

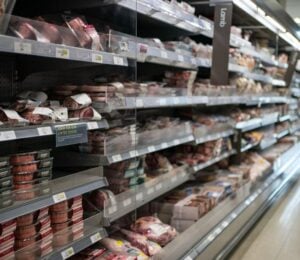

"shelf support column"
[285,51,299,88]
[210,0,233,85]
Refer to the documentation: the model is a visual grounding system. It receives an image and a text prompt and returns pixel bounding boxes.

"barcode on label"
[90,232,101,243]
[113,56,124,65]
[14,42,32,54]
[87,122,99,129]
[0,131,16,141]
[92,53,103,63]
[161,51,168,59]
[123,198,132,207]
[112,154,122,162]
[53,192,67,203]
[136,193,143,201]
[37,127,52,136]
[56,48,70,59]
[148,146,156,153]
[61,247,74,259]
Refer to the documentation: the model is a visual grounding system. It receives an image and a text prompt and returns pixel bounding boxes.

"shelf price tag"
[90,232,102,243]
[160,51,168,59]
[37,127,53,136]
[136,192,143,201]
[129,150,138,157]
[112,154,122,163]
[123,198,132,207]
[87,122,99,130]
[61,247,75,259]
[55,123,87,147]
[173,139,180,145]
[156,183,162,190]
[147,187,154,195]
[108,205,117,215]
[56,47,70,59]
[113,56,124,65]
[14,42,32,54]
[148,146,156,153]
[173,97,180,105]
[159,98,167,106]
[161,143,168,149]
[171,176,177,183]
[53,192,67,203]
[92,53,103,63]
[178,55,184,62]
[0,131,16,141]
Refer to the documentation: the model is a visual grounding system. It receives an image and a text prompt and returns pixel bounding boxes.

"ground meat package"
[130,216,177,246]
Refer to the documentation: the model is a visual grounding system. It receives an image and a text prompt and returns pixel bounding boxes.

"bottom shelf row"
[1,136,299,260]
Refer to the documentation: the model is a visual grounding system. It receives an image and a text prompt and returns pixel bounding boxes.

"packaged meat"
[63,93,92,110]
[21,107,54,125]
[68,106,101,120]
[101,237,149,260]
[130,216,177,246]
[85,189,115,211]
[0,232,14,250]
[0,245,14,259]
[120,229,161,256]
[0,109,28,126]
[12,162,38,174]
[13,172,34,182]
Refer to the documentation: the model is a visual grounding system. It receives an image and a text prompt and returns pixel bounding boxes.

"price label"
[180,171,186,178]
[56,47,70,59]
[37,127,52,136]
[136,99,144,108]
[147,187,154,195]
[123,198,132,207]
[160,51,168,59]
[161,143,168,149]
[159,98,167,106]
[178,55,184,62]
[112,154,122,162]
[171,176,177,183]
[221,221,229,228]
[187,136,194,141]
[231,213,237,219]
[14,42,32,54]
[61,247,75,259]
[173,97,180,105]
[113,56,124,65]
[173,139,180,145]
[92,53,103,63]
[148,146,156,153]
[108,205,117,214]
[0,131,16,141]
[129,150,138,157]
[90,232,102,243]
[136,192,143,201]
[87,122,99,130]
[191,58,197,65]
[214,227,222,235]
[53,192,67,203]
[156,183,162,190]
[207,234,215,242]
[185,256,193,260]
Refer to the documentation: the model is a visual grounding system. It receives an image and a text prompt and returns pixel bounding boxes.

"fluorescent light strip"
[232,0,300,49]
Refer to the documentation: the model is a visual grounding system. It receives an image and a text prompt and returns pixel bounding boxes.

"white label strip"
[113,56,124,65]
[161,143,168,149]
[108,205,117,215]
[173,97,180,105]
[37,127,53,136]
[159,98,167,105]
[0,131,16,141]
[147,187,154,195]
[53,192,67,203]
[136,192,143,201]
[61,247,75,259]
[14,42,32,54]
[148,146,156,153]
[129,150,138,157]
[173,139,180,145]
[112,154,122,162]
[161,51,168,58]
[90,232,102,243]
[178,55,184,62]
[136,99,144,108]
[56,47,70,59]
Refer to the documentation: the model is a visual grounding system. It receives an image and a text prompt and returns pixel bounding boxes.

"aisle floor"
[229,179,300,260]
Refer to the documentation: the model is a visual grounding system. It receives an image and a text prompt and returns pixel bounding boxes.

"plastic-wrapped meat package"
[120,229,161,256]
[84,189,115,211]
[21,107,54,125]
[145,153,173,176]
[130,216,177,246]
[0,109,28,126]
[101,237,149,260]
[63,93,92,110]
[69,106,101,120]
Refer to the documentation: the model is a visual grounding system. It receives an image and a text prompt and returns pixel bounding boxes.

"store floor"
[229,178,300,260]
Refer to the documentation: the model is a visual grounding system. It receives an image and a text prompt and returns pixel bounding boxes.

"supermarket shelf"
[272,79,286,87]
[276,129,289,139]
[191,150,236,173]
[105,150,236,222]
[279,114,291,122]
[0,35,128,66]
[241,142,258,152]
[0,120,109,143]
[0,168,107,223]
[193,128,234,145]
[43,215,107,260]
[236,118,262,132]
[238,47,288,69]
[155,143,300,260]
[94,96,289,112]
[105,166,189,222]
[101,0,211,34]
[258,137,277,150]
